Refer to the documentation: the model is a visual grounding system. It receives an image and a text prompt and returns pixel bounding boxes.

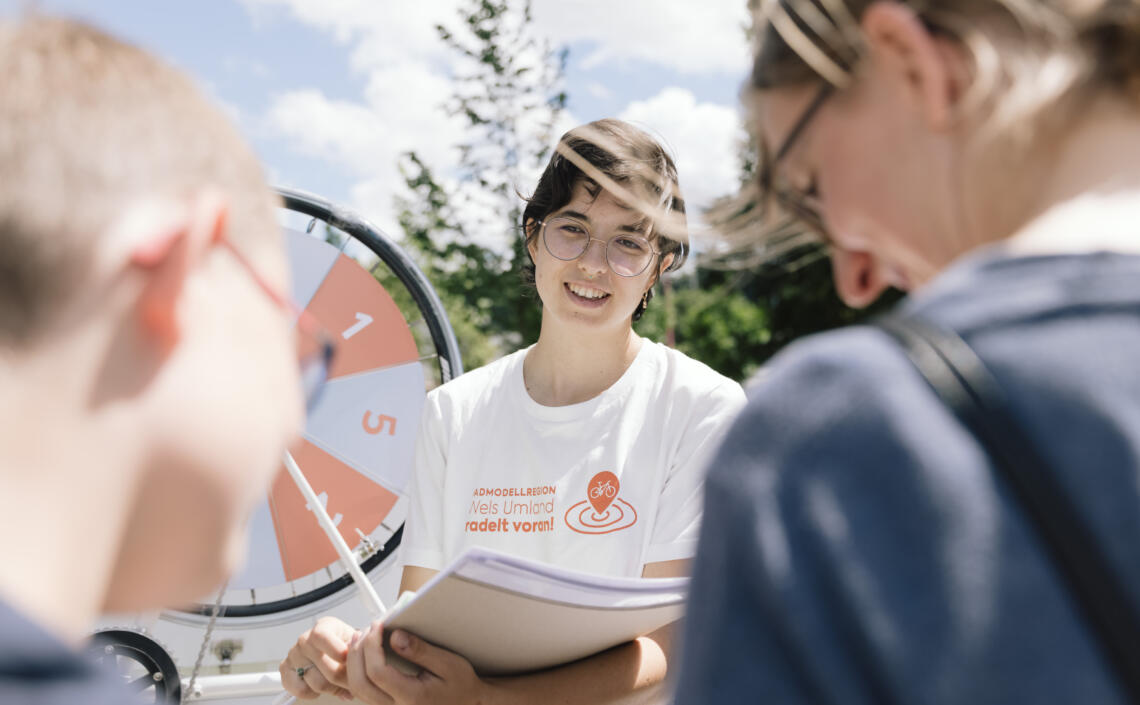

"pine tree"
[391,0,567,368]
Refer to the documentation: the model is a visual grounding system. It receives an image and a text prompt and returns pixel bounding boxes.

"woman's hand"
[345,620,490,705]
[279,616,359,701]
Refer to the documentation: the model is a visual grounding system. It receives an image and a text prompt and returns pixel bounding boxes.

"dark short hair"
[520,119,688,321]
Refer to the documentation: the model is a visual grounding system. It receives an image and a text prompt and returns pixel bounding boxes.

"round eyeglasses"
[539,216,661,277]
[759,83,833,242]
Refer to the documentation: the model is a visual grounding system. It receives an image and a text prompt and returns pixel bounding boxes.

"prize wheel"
[185,186,462,617]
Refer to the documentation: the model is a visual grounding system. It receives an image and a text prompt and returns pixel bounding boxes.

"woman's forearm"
[483,626,674,705]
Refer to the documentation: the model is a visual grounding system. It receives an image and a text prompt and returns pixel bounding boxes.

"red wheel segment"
[303,253,418,380]
[268,440,399,582]
[231,231,425,592]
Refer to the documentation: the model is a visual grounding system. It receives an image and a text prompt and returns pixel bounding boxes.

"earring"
[641,290,650,310]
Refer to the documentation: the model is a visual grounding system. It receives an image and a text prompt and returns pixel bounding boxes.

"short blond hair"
[0,16,276,346]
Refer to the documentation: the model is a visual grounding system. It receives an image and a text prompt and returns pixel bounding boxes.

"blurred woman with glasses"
[676,1,1140,703]
[280,119,745,704]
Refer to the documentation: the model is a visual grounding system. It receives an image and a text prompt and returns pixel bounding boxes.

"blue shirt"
[0,600,135,704]
[675,251,1140,704]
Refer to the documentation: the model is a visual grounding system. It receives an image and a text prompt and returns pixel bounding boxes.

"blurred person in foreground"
[676,1,1140,703]
[0,16,303,702]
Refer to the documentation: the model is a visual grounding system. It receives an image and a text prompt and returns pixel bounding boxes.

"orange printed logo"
[564,471,637,535]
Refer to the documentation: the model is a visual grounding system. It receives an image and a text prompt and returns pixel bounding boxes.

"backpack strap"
[877,313,1140,702]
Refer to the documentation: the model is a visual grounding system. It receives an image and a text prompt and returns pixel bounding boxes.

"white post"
[271,451,391,705]
[182,672,283,700]
[282,451,387,618]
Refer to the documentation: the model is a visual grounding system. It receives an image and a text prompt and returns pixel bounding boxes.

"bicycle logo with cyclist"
[590,480,617,502]
[564,470,638,534]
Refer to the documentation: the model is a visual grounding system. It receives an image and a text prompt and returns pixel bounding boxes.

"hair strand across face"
[521,119,689,321]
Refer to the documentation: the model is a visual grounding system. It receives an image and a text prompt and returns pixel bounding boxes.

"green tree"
[438,0,567,349]
[637,280,773,382]
[638,253,900,382]
[390,0,567,370]
[393,153,504,369]
[390,0,895,383]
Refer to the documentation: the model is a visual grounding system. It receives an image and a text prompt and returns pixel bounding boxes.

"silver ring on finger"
[296,663,314,679]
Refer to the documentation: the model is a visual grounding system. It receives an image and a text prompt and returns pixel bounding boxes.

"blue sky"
[2,0,752,243]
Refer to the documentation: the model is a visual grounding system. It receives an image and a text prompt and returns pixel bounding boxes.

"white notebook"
[382,547,689,675]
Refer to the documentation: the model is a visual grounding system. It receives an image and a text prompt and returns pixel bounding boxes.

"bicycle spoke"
[126,673,156,692]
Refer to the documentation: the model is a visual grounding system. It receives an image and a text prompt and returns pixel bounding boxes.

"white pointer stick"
[272,450,389,705]
[282,450,388,616]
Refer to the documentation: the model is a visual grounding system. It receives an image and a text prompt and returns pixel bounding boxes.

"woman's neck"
[1004,97,1140,257]
[523,318,643,406]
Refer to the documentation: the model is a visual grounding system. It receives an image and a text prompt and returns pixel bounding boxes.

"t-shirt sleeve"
[643,379,747,565]
[400,391,448,571]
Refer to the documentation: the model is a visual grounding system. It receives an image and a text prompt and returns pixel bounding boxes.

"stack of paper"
[383,547,689,675]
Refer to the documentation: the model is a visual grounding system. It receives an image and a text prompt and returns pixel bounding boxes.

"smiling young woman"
[677,1,1140,703]
[279,119,746,705]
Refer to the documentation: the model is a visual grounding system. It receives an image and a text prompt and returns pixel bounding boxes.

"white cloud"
[245,0,545,239]
[618,87,744,225]
[263,62,465,235]
[265,91,382,173]
[241,0,461,69]
[222,54,273,79]
[243,0,748,251]
[585,81,612,99]
[532,0,750,75]
[240,0,470,231]
[243,0,749,76]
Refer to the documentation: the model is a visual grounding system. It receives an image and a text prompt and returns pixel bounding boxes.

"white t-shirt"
[401,340,747,578]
